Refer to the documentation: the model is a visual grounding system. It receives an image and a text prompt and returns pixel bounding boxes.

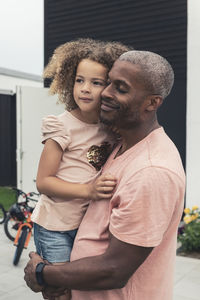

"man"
[24,50,185,300]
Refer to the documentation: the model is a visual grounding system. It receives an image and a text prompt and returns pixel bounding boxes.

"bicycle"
[3,188,39,265]
[13,196,38,265]
[0,203,7,224]
[4,188,28,241]
[4,188,39,241]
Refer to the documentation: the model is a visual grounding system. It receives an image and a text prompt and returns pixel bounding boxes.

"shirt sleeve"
[109,167,182,247]
[41,115,71,151]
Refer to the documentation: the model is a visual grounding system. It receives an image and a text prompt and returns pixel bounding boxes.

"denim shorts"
[33,223,78,263]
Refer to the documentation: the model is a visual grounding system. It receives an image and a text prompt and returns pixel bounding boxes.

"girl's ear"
[145,95,163,112]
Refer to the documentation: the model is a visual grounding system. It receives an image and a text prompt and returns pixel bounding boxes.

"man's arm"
[24,233,153,293]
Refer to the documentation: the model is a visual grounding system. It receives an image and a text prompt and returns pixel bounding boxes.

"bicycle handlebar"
[26,196,38,203]
[12,187,39,205]
[12,187,27,199]
[27,192,40,197]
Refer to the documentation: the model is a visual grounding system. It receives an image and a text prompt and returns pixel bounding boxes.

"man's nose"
[101,84,113,100]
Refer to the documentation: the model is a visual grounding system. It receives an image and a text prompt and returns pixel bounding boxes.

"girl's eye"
[93,81,104,86]
[75,78,83,83]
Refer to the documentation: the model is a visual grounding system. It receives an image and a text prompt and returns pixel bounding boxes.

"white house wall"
[0,74,42,91]
[186,0,200,208]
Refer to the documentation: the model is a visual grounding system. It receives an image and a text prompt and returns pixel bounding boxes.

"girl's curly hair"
[43,38,132,110]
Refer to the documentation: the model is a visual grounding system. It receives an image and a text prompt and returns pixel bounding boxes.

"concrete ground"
[0,224,200,300]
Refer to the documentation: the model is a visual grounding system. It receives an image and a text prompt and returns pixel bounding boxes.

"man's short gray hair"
[119,50,174,99]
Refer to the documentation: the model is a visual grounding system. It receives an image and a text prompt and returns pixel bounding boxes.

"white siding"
[186,0,200,207]
[0,74,42,91]
[16,86,64,192]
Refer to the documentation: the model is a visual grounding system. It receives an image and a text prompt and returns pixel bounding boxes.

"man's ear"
[145,95,163,112]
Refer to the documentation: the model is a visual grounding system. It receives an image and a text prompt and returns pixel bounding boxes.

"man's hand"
[24,252,70,298]
[24,251,44,293]
[87,174,117,201]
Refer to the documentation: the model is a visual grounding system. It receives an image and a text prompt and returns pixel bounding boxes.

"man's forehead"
[109,60,141,84]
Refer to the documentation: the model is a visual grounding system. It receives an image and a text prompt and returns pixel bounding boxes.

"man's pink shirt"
[71,127,185,300]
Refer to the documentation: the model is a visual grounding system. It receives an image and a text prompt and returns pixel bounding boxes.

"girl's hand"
[87,174,117,201]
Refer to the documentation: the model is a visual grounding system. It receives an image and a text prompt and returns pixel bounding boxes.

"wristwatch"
[35,262,46,286]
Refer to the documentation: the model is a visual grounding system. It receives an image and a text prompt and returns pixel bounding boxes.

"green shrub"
[0,187,16,211]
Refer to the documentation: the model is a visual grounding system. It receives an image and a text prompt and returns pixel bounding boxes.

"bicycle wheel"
[4,214,20,241]
[13,227,28,265]
[0,204,6,224]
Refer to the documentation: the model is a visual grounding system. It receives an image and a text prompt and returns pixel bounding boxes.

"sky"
[0,0,43,76]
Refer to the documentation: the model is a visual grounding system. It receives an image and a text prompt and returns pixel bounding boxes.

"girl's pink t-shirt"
[71,127,185,300]
[31,111,114,231]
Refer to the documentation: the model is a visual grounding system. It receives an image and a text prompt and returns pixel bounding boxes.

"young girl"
[31,38,130,300]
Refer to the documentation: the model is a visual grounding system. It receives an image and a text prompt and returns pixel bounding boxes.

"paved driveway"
[0,224,200,300]
[0,224,40,299]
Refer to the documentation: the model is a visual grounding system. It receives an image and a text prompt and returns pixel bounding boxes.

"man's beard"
[100,114,113,126]
[100,108,141,130]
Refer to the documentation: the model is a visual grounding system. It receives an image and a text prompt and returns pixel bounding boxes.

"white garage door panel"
[16,86,64,193]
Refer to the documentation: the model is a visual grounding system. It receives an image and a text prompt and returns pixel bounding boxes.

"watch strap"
[36,262,46,286]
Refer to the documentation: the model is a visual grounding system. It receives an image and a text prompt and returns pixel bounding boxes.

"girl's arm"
[36,139,116,201]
